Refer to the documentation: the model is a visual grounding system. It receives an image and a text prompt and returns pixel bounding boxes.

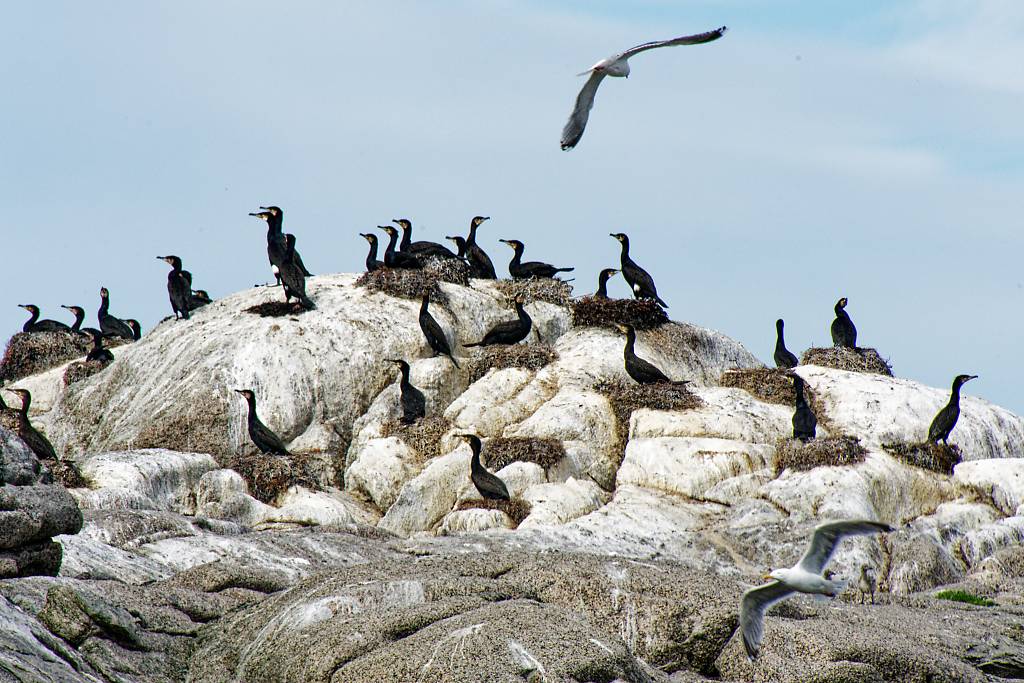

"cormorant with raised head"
[158,255,192,320]
[285,234,313,276]
[4,389,58,462]
[830,297,857,348]
[791,375,816,441]
[465,216,497,279]
[82,328,114,363]
[445,235,468,259]
[595,268,620,298]
[463,298,532,347]
[189,290,212,309]
[387,359,426,424]
[60,305,87,334]
[615,323,688,385]
[250,208,315,309]
[249,206,288,284]
[928,374,977,444]
[394,219,458,260]
[234,389,291,455]
[125,319,143,341]
[18,305,71,333]
[98,288,136,341]
[499,239,575,280]
[458,433,511,501]
[377,225,422,269]
[610,233,668,307]
[774,319,799,369]
[419,295,459,367]
[360,233,385,272]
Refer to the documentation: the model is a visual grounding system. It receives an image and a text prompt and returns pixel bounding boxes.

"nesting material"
[51,460,88,489]
[63,359,112,386]
[720,367,796,406]
[801,346,893,376]
[570,296,668,330]
[0,331,92,382]
[355,259,470,304]
[381,416,452,463]
[244,301,310,318]
[493,278,573,307]
[882,440,962,475]
[466,344,558,385]
[455,497,532,526]
[773,436,867,475]
[230,452,317,505]
[482,437,566,470]
[596,378,703,465]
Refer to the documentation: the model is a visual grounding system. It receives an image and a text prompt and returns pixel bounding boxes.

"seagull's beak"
[763,575,774,581]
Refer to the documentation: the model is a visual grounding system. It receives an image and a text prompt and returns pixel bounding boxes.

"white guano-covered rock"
[379,450,469,537]
[73,449,218,513]
[519,478,609,529]
[953,458,1024,517]
[344,437,419,512]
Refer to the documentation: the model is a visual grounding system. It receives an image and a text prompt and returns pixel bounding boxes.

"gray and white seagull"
[560,26,727,150]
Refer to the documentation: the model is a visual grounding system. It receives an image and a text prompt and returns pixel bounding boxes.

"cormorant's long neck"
[775,325,786,351]
[71,310,84,332]
[516,302,531,325]
[624,328,636,356]
[470,446,482,472]
[467,224,478,247]
[245,396,259,424]
[99,296,109,318]
[597,275,609,298]
[618,238,630,263]
[794,380,807,407]
[18,395,31,417]
[509,244,523,269]
[400,227,411,251]
[384,231,398,258]
[420,298,429,316]
[24,309,39,329]
[398,364,412,387]
[949,383,963,407]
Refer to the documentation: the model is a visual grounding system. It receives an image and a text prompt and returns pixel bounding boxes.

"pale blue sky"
[2,1,1022,413]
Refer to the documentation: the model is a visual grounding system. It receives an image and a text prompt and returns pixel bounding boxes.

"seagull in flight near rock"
[560,26,727,150]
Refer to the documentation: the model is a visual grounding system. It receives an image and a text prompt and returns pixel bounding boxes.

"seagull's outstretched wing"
[740,581,794,661]
[560,70,606,150]
[618,25,728,60]
[798,520,893,575]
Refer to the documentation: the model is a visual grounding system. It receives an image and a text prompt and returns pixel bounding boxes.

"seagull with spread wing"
[560,26,727,150]
[739,519,894,661]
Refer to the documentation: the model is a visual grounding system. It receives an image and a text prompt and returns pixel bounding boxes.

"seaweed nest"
[595,378,703,466]
[0,408,20,434]
[355,259,470,304]
[455,497,532,526]
[466,344,558,384]
[801,346,893,376]
[720,367,797,406]
[570,296,668,330]
[494,278,572,307]
[63,359,112,386]
[773,436,867,476]
[882,440,961,475]
[381,416,452,463]
[0,331,92,382]
[230,452,318,504]
[482,437,566,470]
[244,301,311,318]
[50,460,88,489]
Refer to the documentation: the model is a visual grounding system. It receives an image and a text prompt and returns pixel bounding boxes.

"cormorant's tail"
[655,296,669,308]
[447,353,461,368]
[671,380,690,387]
[556,267,575,273]
[299,295,316,310]
[462,341,483,348]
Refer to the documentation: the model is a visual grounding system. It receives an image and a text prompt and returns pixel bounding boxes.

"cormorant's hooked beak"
[17,304,30,310]
[966,375,979,381]
[233,389,246,395]
[499,239,512,246]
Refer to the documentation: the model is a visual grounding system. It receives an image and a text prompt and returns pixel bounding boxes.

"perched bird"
[594,268,620,298]
[740,519,894,660]
[377,225,422,269]
[465,216,497,279]
[464,298,532,347]
[857,565,878,605]
[249,206,287,283]
[419,295,459,368]
[360,233,385,272]
[791,374,817,441]
[615,323,687,385]
[395,219,458,260]
[445,235,469,259]
[4,388,58,463]
[124,319,143,341]
[610,233,668,307]
[158,255,192,320]
[499,239,574,280]
[234,389,291,455]
[18,304,71,333]
[928,374,978,444]
[830,297,857,349]
[82,328,114,363]
[189,290,212,309]
[98,287,135,341]
[251,207,315,309]
[774,319,799,369]
[285,233,313,276]
[387,359,426,424]
[60,305,87,334]
[561,26,727,150]
[458,434,511,501]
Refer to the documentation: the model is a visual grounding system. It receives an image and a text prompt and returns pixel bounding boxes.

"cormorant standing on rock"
[18,305,71,333]
[251,208,315,309]
[774,319,799,369]
[610,233,668,307]
[790,375,816,441]
[928,374,977,444]
[377,226,422,269]
[189,290,212,309]
[158,255,192,320]
[595,268,620,298]
[249,206,287,283]
[463,299,532,347]
[458,434,510,501]
[387,359,426,424]
[445,235,468,259]
[125,320,142,341]
[419,295,459,367]
[615,323,687,385]
[98,288,135,341]
[234,389,291,455]
[830,297,857,348]
[395,219,458,260]
[499,239,575,280]
[360,233,385,272]
[465,216,497,279]
[4,389,58,462]
[60,305,87,334]
[82,328,114,363]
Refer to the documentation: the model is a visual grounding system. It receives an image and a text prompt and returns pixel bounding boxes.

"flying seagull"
[739,519,893,661]
[560,26,727,150]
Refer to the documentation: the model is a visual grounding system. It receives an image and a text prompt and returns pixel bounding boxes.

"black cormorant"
[791,375,817,441]
[387,359,426,424]
[419,295,459,367]
[458,434,511,501]
[928,374,977,444]
[251,208,314,309]
[595,268,620,298]
[610,233,668,307]
[189,290,212,309]
[445,235,468,259]
[830,297,857,348]
[250,206,288,284]
[774,319,799,369]
[234,389,291,455]
[360,233,385,272]
[4,389,58,462]
[499,239,575,280]
[285,234,313,276]
[18,305,71,333]
[377,226,422,269]
[98,288,136,341]
[394,219,458,260]
[125,319,143,341]
[465,216,497,279]
[60,305,87,334]
[615,323,687,385]
[463,299,532,347]
[158,255,192,320]
[82,328,114,363]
